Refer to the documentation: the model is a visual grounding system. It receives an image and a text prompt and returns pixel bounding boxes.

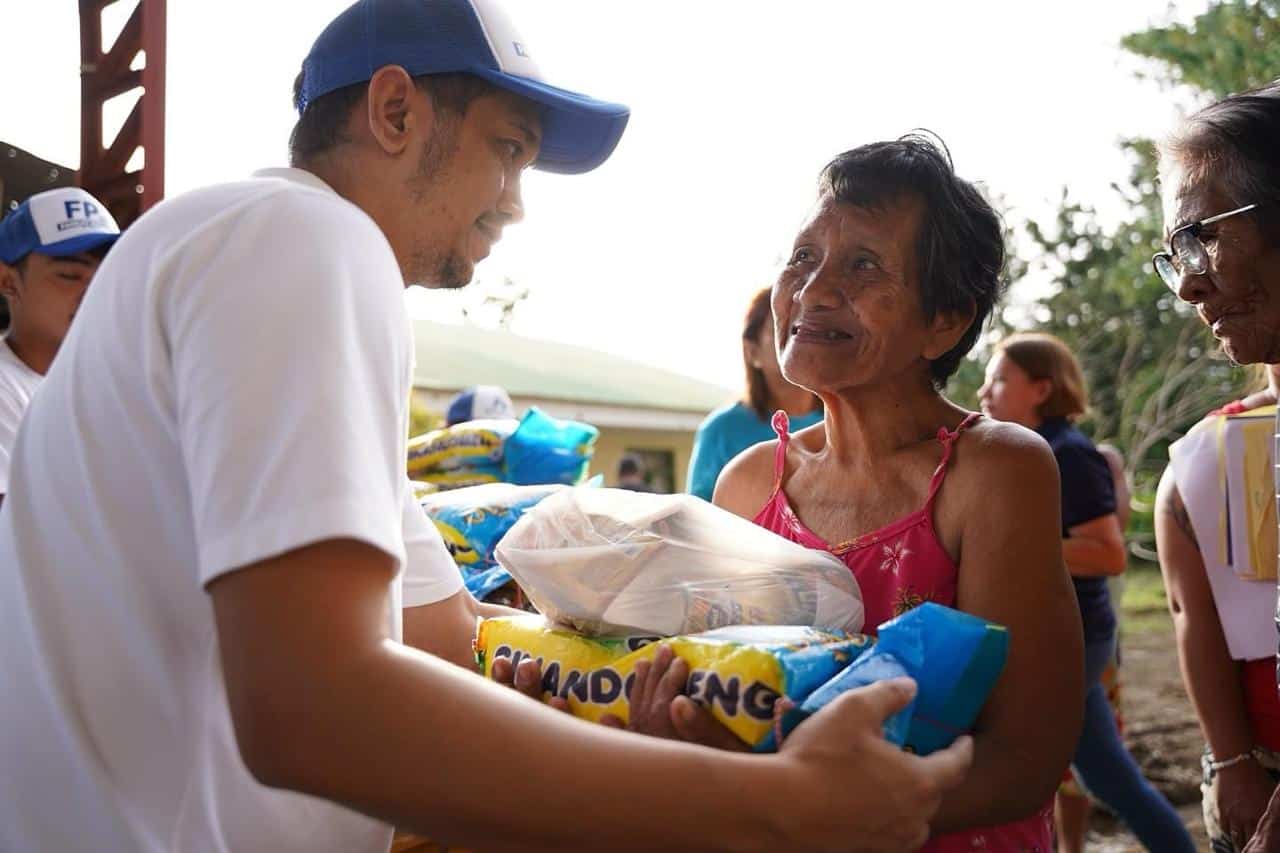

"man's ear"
[922,299,977,361]
[365,65,433,157]
[0,261,21,302]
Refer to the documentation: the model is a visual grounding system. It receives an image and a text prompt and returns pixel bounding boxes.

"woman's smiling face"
[772,191,953,395]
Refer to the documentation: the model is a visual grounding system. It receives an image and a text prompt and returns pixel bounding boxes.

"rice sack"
[779,603,1009,755]
[476,614,869,750]
[420,483,564,599]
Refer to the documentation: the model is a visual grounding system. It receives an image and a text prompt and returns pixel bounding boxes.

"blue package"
[890,603,1009,755]
[420,483,565,597]
[778,609,923,747]
[503,407,598,486]
[778,603,1008,754]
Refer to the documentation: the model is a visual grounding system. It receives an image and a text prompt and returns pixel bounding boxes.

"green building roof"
[413,320,732,413]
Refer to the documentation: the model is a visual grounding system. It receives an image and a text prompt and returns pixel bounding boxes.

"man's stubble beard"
[405,120,470,290]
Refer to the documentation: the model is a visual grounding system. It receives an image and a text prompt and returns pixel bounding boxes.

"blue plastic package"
[892,603,1009,755]
[503,407,598,486]
[420,483,564,599]
[778,603,1008,754]
[779,613,923,746]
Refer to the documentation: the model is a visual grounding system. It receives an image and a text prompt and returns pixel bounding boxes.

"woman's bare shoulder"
[952,417,1059,493]
[712,439,779,519]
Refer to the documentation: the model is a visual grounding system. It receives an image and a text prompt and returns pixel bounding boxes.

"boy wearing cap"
[0,2,969,851]
[0,187,119,503]
[445,384,516,426]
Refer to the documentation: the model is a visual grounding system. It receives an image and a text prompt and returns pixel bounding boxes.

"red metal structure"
[79,0,166,226]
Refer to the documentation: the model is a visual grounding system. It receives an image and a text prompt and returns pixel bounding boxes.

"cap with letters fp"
[295,0,630,174]
[0,187,121,265]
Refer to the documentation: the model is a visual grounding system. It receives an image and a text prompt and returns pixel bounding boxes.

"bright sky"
[2,1,1210,393]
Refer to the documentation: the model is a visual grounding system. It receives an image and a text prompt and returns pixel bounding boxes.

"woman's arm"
[1155,467,1274,844]
[1062,513,1127,577]
[931,424,1084,832]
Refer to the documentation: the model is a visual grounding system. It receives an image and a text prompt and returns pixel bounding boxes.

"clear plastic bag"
[494,487,864,637]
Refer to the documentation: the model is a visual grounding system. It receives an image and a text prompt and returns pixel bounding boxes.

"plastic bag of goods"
[419,482,564,599]
[494,487,864,637]
[405,408,597,490]
[777,603,1009,754]
[476,614,869,750]
[503,407,598,486]
[406,419,513,487]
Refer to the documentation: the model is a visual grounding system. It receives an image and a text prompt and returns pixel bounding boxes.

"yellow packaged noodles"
[406,419,515,478]
[476,614,869,749]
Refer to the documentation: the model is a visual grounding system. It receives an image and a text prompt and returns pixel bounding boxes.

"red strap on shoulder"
[770,410,791,492]
[925,412,982,504]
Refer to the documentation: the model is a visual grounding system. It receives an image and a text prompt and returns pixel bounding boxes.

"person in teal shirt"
[687,287,822,501]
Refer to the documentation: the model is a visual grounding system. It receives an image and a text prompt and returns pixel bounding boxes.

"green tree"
[1123,0,1280,99]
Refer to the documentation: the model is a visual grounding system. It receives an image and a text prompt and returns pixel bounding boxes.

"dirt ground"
[1082,606,1209,851]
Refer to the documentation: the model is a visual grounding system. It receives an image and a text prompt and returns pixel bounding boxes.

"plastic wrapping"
[494,487,864,636]
[504,408,597,486]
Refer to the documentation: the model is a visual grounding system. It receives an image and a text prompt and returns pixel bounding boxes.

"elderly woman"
[499,136,1082,849]
[1155,80,1280,853]
[707,137,1083,850]
[1157,365,1280,853]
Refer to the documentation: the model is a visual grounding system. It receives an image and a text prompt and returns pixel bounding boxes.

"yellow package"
[476,614,869,750]
[406,419,515,478]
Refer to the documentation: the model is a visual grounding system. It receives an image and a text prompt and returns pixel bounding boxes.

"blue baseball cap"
[0,187,121,265]
[296,0,630,174]
[446,385,516,426]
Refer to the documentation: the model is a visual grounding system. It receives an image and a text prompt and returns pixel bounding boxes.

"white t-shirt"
[0,337,43,493]
[0,168,463,852]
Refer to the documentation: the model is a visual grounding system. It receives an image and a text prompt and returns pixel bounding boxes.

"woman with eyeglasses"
[979,333,1195,853]
[1156,79,1280,853]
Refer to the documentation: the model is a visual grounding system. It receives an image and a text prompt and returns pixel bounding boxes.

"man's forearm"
[258,639,780,852]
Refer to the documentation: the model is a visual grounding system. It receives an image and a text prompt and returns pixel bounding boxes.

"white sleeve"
[165,189,414,585]
[400,481,464,607]
[0,383,25,493]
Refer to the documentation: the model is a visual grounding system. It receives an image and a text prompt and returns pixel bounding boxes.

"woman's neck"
[817,373,967,466]
[766,376,816,417]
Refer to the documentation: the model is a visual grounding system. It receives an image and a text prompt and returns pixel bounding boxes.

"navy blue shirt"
[1036,417,1118,644]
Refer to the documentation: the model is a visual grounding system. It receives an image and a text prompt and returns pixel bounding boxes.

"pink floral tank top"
[754,410,1053,853]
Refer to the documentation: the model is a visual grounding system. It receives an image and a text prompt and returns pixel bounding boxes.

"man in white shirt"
[0,186,119,502]
[0,1,971,851]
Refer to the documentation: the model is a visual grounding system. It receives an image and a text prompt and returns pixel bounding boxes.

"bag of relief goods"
[494,487,864,637]
[476,614,869,750]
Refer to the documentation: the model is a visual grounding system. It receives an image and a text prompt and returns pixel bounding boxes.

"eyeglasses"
[1152,203,1258,291]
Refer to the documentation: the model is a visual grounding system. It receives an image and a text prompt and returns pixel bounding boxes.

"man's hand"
[1219,761,1276,850]
[774,678,973,852]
